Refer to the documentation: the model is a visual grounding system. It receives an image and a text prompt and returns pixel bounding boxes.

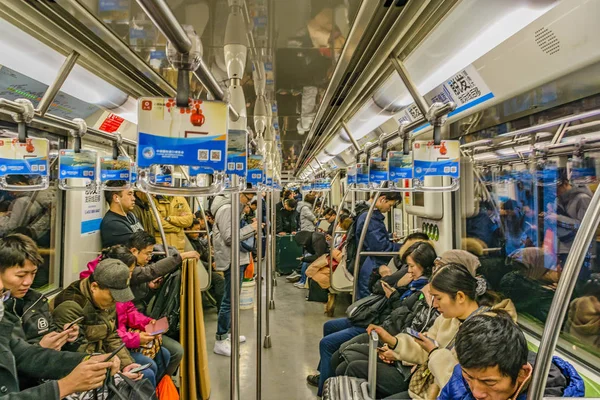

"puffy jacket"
[439,353,585,399]
[276,204,299,233]
[391,299,517,399]
[294,231,328,263]
[152,195,194,252]
[0,317,85,399]
[297,201,317,232]
[52,278,134,369]
[131,193,156,236]
[116,301,152,349]
[211,195,256,271]
[355,209,401,272]
[4,289,53,344]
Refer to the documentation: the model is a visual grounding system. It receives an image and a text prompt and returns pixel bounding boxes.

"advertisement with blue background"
[388,151,413,182]
[0,138,49,177]
[227,129,247,177]
[412,140,460,180]
[347,165,356,185]
[137,98,228,173]
[58,149,96,181]
[369,158,388,185]
[100,156,131,183]
[357,163,369,186]
[247,155,264,185]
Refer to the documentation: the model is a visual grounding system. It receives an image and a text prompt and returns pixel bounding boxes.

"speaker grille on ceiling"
[535,27,560,55]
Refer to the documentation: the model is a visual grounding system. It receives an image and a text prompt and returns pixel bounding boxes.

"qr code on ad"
[210,150,222,161]
[447,70,481,104]
[228,162,235,170]
[198,150,209,161]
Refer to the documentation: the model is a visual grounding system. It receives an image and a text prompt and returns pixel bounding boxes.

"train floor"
[203,267,351,400]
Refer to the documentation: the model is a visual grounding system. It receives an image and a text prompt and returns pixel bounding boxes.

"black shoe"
[287,275,301,283]
[307,374,320,387]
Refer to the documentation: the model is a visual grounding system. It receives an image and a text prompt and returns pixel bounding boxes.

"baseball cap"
[93,259,134,303]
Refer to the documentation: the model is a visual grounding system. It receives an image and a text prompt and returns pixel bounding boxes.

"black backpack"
[147,270,182,339]
[106,374,157,400]
[345,203,370,276]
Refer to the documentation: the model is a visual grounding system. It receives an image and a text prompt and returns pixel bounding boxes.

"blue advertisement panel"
[356,163,369,186]
[0,138,48,177]
[388,151,413,182]
[412,140,460,180]
[347,165,356,185]
[226,129,247,177]
[137,98,228,173]
[369,158,388,185]
[100,156,131,182]
[58,149,96,181]
[247,155,264,185]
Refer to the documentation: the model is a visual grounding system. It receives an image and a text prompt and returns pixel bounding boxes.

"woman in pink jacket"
[83,246,170,388]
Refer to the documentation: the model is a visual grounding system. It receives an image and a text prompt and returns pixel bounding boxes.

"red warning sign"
[99,114,125,133]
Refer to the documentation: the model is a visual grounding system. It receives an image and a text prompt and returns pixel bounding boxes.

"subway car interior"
[1,0,600,399]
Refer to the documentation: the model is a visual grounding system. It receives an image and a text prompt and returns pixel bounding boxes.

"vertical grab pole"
[197,201,212,289]
[230,179,241,400]
[270,190,277,304]
[352,192,380,302]
[527,187,600,399]
[255,191,263,399]
[329,189,351,289]
[263,192,273,348]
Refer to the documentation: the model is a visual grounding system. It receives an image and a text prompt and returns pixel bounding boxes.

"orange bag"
[244,256,255,279]
[156,375,180,400]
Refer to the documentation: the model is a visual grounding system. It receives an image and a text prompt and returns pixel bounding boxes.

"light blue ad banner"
[389,166,412,181]
[413,159,459,179]
[59,150,96,180]
[138,132,227,171]
[0,158,48,177]
[226,129,247,176]
[247,170,264,185]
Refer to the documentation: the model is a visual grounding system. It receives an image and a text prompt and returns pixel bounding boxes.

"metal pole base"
[269,299,275,310]
[263,335,272,348]
[273,277,278,287]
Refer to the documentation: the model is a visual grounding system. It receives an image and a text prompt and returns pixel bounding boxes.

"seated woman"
[52,258,145,385]
[341,263,517,399]
[307,239,436,397]
[500,247,559,322]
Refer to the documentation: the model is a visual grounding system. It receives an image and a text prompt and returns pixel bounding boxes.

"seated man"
[100,182,144,248]
[440,313,585,399]
[0,242,120,399]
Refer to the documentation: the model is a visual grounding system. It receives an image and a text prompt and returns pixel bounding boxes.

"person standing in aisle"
[211,192,258,356]
[151,195,194,252]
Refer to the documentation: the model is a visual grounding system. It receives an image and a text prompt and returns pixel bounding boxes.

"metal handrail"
[329,189,352,292]
[263,191,273,348]
[527,187,600,399]
[141,186,170,258]
[136,174,224,196]
[360,251,399,256]
[255,191,264,400]
[352,192,380,302]
[230,175,241,400]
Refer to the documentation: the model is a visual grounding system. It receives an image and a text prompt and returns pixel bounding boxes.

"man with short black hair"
[440,313,584,400]
[100,182,144,248]
[276,198,299,235]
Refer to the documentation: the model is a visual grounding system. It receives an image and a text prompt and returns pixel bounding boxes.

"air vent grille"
[535,27,560,55]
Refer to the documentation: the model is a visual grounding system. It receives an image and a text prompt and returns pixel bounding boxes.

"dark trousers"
[216,264,248,340]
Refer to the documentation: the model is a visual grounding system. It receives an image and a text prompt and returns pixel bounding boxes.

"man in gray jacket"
[296,192,317,232]
[211,193,257,356]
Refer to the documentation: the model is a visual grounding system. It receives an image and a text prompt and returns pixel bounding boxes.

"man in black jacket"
[276,198,299,235]
[0,239,119,399]
[100,181,144,248]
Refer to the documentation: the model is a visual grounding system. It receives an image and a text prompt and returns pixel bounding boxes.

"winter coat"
[0,317,85,399]
[355,209,401,273]
[439,353,585,399]
[116,301,152,349]
[566,295,600,348]
[131,194,156,236]
[152,196,194,252]
[4,290,53,344]
[297,201,317,232]
[52,278,134,368]
[391,299,517,400]
[500,271,554,322]
[276,204,299,234]
[100,210,145,248]
[211,195,256,271]
[294,231,329,263]
[556,186,593,254]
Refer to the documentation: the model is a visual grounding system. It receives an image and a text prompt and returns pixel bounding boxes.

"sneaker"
[286,275,301,283]
[286,271,300,280]
[294,281,306,289]
[228,334,247,343]
[306,374,320,387]
[213,338,231,357]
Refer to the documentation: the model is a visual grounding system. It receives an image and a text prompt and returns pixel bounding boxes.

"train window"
[464,163,600,370]
[0,130,64,293]
[412,192,425,207]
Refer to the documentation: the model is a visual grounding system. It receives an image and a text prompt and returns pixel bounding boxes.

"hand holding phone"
[64,316,84,331]
[145,317,168,335]
[128,363,152,374]
[103,343,126,362]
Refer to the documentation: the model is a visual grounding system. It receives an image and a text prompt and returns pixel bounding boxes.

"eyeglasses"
[0,289,11,302]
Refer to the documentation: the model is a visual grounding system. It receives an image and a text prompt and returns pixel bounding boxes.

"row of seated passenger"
[306,238,586,399]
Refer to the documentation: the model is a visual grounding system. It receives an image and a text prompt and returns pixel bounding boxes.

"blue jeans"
[357,260,377,300]
[161,335,182,376]
[130,347,170,387]
[216,264,248,339]
[317,318,366,395]
[298,252,313,284]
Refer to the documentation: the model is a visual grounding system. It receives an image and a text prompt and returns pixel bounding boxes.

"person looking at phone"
[358,264,516,399]
[0,243,121,399]
[52,258,144,382]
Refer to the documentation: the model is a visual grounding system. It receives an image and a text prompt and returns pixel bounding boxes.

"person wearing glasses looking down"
[0,240,120,399]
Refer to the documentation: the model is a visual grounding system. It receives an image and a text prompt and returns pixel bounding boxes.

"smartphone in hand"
[145,317,169,335]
